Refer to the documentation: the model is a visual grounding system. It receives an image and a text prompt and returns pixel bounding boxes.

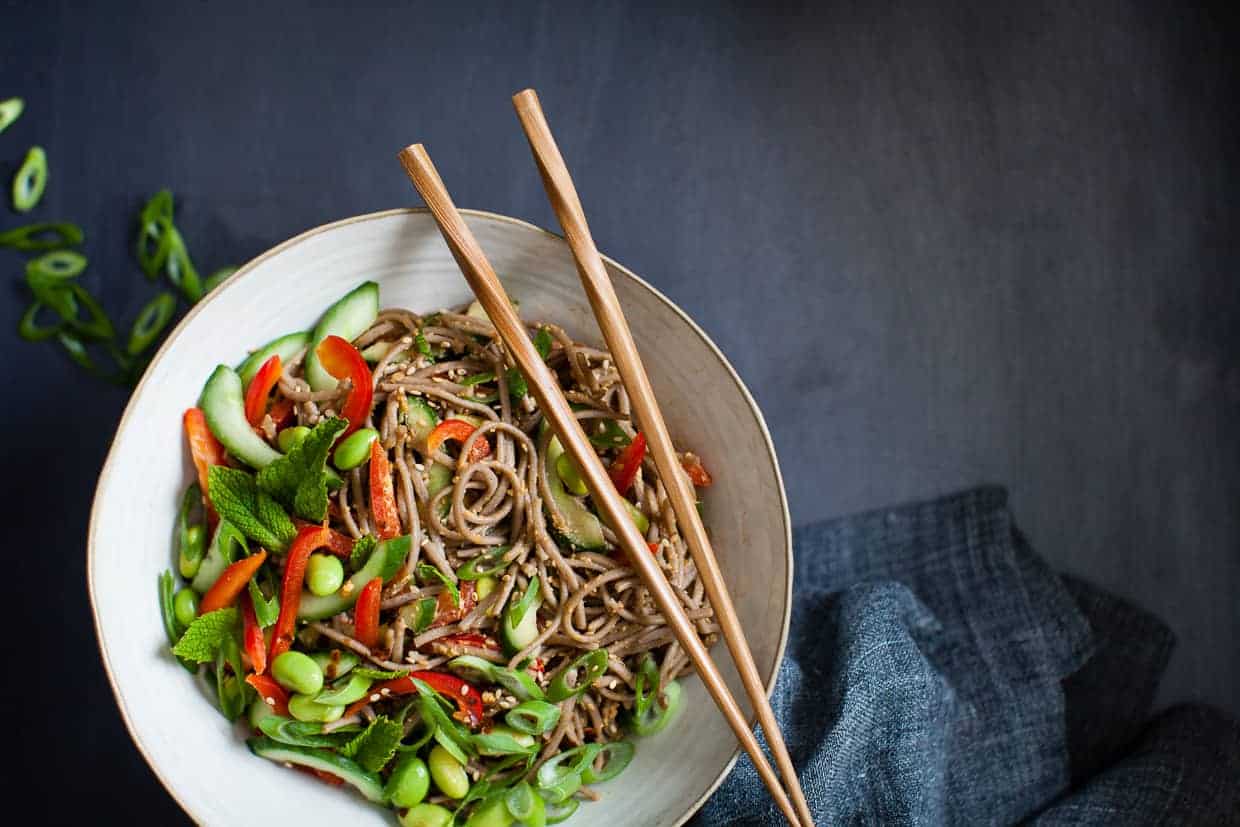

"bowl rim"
[88,207,794,826]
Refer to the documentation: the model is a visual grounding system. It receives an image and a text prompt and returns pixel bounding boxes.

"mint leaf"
[506,367,528,401]
[340,715,403,772]
[533,327,553,360]
[353,667,409,681]
[418,563,460,607]
[247,580,279,628]
[257,417,346,522]
[208,466,298,552]
[350,534,377,572]
[171,608,240,662]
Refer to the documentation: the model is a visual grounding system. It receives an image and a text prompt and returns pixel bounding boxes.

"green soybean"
[333,428,378,470]
[400,803,454,827]
[306,553,344,596]
[463,795,514,827]
[385,754,430,807]
[173,588,199,627]
[286,693,343,723]
[12,146,47,213]
[272,651,325,696]
[428,744,470,799]
[278,425,312,453]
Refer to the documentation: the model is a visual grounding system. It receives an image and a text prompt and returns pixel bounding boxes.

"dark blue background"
[2,1,1236,822]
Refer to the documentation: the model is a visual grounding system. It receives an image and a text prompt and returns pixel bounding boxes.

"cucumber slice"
[554,453,587,496]
[191,520,247,594]
[624,500,649,535]
[247,736,385,803]
[304,282,380,391]
[297,534,409,620]
[237,331,310,387]
[199,365,282,469]
[465,298,518,325]
[426,463,452,496]
[544,435,605,550]
[403,395,440,444]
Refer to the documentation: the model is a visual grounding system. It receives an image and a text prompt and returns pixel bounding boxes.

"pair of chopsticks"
[396,88,813,827]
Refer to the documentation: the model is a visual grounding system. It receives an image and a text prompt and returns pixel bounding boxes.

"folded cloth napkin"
[691,486,1240,825]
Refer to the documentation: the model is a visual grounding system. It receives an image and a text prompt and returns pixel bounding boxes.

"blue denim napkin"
[692,487,1240,825]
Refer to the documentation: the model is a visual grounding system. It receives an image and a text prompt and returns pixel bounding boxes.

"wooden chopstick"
[396,143,804,827]
[511,88,816,827]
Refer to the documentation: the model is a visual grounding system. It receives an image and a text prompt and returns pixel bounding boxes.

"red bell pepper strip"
[199,549,268,615]
[680,452,713,487]
[269,526,332,662]
[429,581,477,629]
[429,632,500,658]
[315,335,373,439]
[353,577,383,650]
[648,542,660,555]
[244,354,282,427]
[296,766,345,787]
[292,519,355,559]
[426,419,491,463]
[344,671,483,728]
[608,431,647,494]
[245,673,290,716]
[183,407,226,525]
[368,439,401,540]
[267,397,296,430]
[241,591,267,675]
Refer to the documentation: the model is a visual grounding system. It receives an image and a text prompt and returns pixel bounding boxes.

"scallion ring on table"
[0,222,83,251]
[26,250,87,280]
[11,145,47,213]
[127,292,176,356]
[17,301,63,342]
[0,97,23,134]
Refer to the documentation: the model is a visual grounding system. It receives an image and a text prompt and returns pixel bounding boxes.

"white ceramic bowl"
[89,209,792,826]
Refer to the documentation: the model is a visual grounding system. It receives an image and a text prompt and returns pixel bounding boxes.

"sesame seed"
[265,696,276,706]
[369,694,381,703]
[460,685,470,696]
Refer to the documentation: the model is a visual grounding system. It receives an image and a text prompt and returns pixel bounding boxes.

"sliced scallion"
[17,301,63,342]
[0,221,83,251]
[11,145,47,212]
[127,292,176,356]
[0,97,23,134]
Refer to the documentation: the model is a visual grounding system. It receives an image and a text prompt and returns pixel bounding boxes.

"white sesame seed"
[369,694,380,703]
[460,685,470,696]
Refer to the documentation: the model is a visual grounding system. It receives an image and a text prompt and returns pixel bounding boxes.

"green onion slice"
[506,575,541,629]
[459,371,495,387]
[417,563,460,606]
[472,729,537,757]
[632,653,659,719]
[0,97,24,134]
[203,266,237,293]
[26,250,87,281]
[542,794,579,824]
[17,301,63,342]
[127,292,176,356]
[492,666,545,702]
[630,678,682,737]
[505,700,560,736]
[580,740,634,784]
[57,331,95,370]
[536,743,600,803]
[547,648,608,703]
[456,546,510,580]
[163,225,202,302]
[12,146,47,213]
[0,222,83,251]
[158,570,181,646]
[136,190,174,278]
[505,781,539,821]
[63,283,114,340]
[177,482,204,573]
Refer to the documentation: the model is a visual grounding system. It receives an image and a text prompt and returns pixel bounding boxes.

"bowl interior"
[90,209,792,826]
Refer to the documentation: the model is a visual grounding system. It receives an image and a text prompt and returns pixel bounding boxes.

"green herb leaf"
[587,418,631,449]
[258,717,354,748]
[208,466,298,552]
[171,608,240,663]
[418,563,460,607]
[460,371,495,387]
[349,533,377,572]
[340,715,403,773]
[414,330,432,357]
[352,667,409,681]
[506,367,528,400]
[533,327,553,360]
[257,417,346,522]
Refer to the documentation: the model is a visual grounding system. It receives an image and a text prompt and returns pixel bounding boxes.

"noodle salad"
[158,282,717,826]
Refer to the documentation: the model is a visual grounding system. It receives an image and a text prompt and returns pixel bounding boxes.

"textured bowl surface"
[89,209,792,826]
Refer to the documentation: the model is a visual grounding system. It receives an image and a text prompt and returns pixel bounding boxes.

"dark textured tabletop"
[3,1,1236,821]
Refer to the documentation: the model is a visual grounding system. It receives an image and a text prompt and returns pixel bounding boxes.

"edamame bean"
[278,425,312,453]
[476,575,498,601]
[307,553,344,596]
[179,524,206,579]
[399,803,454,827]
[428,744,470,799]
[385,754,430,807]
[463,796,514,827]
[272,650,325,695]
[173,588,199,627]
[287,693,344,723]
[333,428,379,470]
